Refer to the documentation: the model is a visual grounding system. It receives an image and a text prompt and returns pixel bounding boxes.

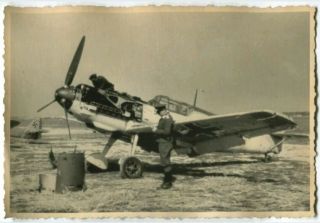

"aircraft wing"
[128,110,296,142]
[173,110,296,142]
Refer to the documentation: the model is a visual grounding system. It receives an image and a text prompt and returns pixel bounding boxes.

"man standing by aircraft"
[153,105,175,189]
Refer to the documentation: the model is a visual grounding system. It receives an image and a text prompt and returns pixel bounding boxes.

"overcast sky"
[8,8,310,117]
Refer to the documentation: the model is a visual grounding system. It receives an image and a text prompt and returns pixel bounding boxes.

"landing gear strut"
[119,134,143,178]
[86,133,143,178]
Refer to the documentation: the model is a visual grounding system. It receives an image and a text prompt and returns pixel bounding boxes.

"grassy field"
[8,114,312,213]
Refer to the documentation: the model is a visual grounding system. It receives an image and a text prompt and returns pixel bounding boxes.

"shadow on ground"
[86,158,279,183]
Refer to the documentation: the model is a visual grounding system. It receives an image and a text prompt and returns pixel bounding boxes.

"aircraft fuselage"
[60,84,283,156]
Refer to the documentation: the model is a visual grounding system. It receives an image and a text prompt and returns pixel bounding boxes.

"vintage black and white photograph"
[4,6,315,218]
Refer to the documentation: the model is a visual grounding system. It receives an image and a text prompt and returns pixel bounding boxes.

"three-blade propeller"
[37,36,86,140]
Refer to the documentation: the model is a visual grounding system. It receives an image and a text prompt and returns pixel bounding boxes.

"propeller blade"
[37,99,56,112]
[65,36,86,86]
[64,106,72,140]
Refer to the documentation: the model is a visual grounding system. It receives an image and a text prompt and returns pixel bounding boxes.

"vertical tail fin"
[30,119,41,132]
[23,119,42,139]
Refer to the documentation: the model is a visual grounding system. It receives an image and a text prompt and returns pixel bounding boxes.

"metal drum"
[56,152,85,193]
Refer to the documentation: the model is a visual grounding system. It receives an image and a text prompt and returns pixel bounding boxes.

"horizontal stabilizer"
[272,132,309,138]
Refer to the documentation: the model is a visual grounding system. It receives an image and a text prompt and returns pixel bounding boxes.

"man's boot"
[160,171,173,189]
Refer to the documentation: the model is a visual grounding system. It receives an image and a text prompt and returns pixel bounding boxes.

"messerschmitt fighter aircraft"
[37,36,296,178]
[11,118,48,140]
[10,118,49,147]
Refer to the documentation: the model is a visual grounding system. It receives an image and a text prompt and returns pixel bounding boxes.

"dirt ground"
[9,127,311,213]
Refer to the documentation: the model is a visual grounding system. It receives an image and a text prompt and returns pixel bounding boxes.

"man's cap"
[89,73,97,80]
[155,104,167,114]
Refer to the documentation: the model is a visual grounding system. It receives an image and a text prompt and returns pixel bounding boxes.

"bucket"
[39,173,57,192]
[56,152,85,193]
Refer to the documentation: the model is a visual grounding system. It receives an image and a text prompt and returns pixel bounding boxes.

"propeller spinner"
[37,36,86,139]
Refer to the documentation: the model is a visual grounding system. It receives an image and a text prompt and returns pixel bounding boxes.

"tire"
[120,156,143,179]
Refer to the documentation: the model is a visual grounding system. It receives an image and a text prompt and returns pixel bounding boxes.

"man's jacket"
[155,114,174,143]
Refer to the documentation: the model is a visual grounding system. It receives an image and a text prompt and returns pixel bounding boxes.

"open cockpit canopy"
[149,95,213,116]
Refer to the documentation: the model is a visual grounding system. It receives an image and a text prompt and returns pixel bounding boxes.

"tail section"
[23,119,42,139]
[31,119,41,131]
[11,118,49,139]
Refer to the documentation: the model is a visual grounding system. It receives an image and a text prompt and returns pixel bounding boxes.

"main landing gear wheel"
[120,156,143,179]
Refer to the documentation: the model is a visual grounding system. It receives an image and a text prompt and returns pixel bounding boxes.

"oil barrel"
[56,152,85,193]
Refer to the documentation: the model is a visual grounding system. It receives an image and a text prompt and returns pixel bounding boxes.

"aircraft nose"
[55,87,75,109]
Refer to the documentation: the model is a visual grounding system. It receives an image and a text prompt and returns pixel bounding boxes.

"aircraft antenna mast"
[193,89,198,107]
